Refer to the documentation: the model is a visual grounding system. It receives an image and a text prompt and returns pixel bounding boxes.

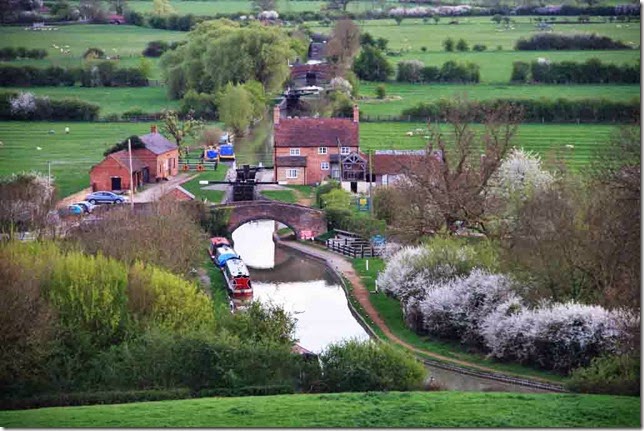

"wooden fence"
[326,238,380,258]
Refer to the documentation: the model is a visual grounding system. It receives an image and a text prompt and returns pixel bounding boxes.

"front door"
[306,71,316,86]
[142,167,150,183]
[350,181,358,194]
[111,176,122,190]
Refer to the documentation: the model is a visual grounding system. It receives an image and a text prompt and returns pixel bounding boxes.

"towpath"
[279,240,564,391]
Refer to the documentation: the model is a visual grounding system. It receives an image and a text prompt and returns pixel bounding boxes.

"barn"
[89,125,179,193]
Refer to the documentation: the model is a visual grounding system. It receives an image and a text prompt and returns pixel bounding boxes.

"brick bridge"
[212,200,327,238]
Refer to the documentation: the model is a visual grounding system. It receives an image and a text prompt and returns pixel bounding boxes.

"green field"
[359,122,618,170]
[125,0,397,14]
[181,169,228,203]
[0,391,639,427]
[3,86,178,116]
[358,83,640,117]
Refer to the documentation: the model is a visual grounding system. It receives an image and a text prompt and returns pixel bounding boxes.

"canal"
[232,220,551,393]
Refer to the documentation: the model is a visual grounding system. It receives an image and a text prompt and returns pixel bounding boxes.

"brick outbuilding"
[90,125,179,193]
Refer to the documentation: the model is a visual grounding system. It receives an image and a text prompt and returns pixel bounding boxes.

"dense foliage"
[0,63,150,87]
[0,91,100,121]
[515,33,631,50]
[352,46,393,82]
[0,47,47,61]
[511,58,639,84]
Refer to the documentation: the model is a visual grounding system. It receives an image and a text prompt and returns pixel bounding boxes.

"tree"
[491,14,503,24]
[394,16,403,25]
[352,45,393,82]
[152,0,175,15]
[433,15,440,25]
[252,0,275,12]
[375,84,386,99]
[198,126,223,147]
[161,110,203,157]
[456,38,469,51]
[443,37,454,52]
[325,19,361,77]
[0,172,56,237]
[392,101,523,235]
[326,0,353,12]
[217,83,254,136]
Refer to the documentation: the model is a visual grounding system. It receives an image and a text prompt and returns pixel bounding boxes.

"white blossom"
[329,77,352,95]
[10,92,37,116]
[494,148,554,200]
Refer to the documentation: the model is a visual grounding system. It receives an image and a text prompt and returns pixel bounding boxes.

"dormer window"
[290,148,301,156]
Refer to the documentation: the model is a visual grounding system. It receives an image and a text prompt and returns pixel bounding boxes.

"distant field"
[359,122,619,170]
[358,83,640,117]
[0,25,186,62]
[125,0,396,14]
[2,86,178,116]
[0,391,639,427]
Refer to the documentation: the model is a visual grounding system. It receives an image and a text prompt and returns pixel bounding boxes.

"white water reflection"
[232,220,275,269]
[254,280,370,353]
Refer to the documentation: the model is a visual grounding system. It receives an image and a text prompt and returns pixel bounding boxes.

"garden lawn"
[2,86,179,117]
[358,83,640,117]
[0,391,639,427]
[260,189,297,203]
[0,121,157,198]
[180,169,228,203]
[352,258,566,383]
[359,122,618,170]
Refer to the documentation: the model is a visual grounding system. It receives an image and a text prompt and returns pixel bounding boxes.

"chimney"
[150,124,157,134]
[273,105,281,125]
[352,104,359,123]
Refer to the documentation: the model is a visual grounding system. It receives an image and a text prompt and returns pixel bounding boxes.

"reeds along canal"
[231,220,553,393]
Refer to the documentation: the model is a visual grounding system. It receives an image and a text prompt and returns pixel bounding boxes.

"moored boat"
[222,256,253,297]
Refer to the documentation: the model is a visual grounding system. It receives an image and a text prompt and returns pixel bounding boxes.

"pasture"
[124,0,395,14]
[358,82,640,117]
[359,122,619,170]
[2,86,178,116]
[0,391,639,427]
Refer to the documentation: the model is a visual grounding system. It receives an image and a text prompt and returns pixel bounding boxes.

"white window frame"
[321,162,330,170]
[290,148,301,156]
[340,146,350,155]
[286,169,298,179]
[318,146,328,155]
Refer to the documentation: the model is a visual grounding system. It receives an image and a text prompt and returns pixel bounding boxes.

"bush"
[375,84,386,99]
[566,353,640,396]
[180,90,217,120]
[319,339,426,392]
[83,47,105,60]
[455,38,469,51]
[0,92,99,121]
[510,61,530,83]
[143,40,170,57]
[472,44,487,52]
[396,60,424,83]
[0,47,47,61]
[353,46,393,82]
[515,32,631,50]
[442,37,454,52]
[527,58,639,84]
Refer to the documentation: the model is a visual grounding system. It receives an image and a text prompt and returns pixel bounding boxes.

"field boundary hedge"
[511,59,639,84]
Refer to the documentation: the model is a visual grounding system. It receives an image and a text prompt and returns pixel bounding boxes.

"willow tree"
[160,20,295,100]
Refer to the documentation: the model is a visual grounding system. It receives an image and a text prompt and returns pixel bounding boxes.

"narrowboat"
[208,237,232,263]
[219,144,235,161]
[222,257,253,297]
[203,146,219,162]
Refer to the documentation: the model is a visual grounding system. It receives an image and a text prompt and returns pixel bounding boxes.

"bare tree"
[161,110,204,158]
[326,0,353,11]
[325,19,361,77]
[398,101,523,235]
[252,0,275,12]
[0,172,56,238]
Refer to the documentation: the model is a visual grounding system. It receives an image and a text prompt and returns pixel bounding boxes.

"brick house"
[371,151,427,186]
[290,62,333,88]
[273,105,360,185]
[90,125,179,192]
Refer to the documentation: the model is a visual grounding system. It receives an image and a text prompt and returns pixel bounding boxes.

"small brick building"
[273,105,360,185]
[90,125,179,192]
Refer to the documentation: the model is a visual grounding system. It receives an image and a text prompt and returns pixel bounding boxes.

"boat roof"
[210,237,230,246]
[224,257,250,277]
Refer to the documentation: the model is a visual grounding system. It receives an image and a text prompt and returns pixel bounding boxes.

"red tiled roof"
[371,154,424,176]
[108,150,147,173]
[275,118,359,148]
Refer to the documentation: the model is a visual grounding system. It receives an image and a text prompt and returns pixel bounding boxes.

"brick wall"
[274,146,359,185]
[89,158,131,192]
[132,149,179,180]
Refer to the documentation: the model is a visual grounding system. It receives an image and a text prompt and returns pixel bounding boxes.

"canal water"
[232,219,551,393]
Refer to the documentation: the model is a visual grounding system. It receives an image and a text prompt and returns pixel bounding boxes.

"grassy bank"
[260,189,297,203]
[0,391,639,427]
[351,258,566,383]
[359,122,618,170]
[180,169,228,203]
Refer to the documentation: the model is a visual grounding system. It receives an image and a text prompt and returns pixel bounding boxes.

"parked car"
[72,200,96,214]
[66,204,84,215]
[85,191,128,205]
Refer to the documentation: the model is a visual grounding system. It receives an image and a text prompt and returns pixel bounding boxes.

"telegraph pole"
[128,138,134,210]
[368,149,373,215]
[47,160,51,188]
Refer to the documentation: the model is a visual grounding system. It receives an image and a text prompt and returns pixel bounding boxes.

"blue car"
[85,191,129,205]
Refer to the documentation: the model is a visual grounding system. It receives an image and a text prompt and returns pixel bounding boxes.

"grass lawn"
[2,86,179,117]
[358,82,640,117]
[359,122,619,170]
[202,256,231,311]
[351,258,567,383]
[0,391,639,427]
[180,169,228,203]
[260,189,297,203]
[0,121,158,198]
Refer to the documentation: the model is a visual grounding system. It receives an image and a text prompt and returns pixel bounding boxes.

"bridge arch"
[213,201,327,239]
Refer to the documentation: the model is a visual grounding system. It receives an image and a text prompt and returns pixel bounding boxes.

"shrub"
[472,44,487,52]
[0,47,47,61]
[83,47,105,60]
[143,40,170,57]
[180,90,218,120]
[3,92,99,121]
[353,46,393,82]
[396,60,425,83]
[527,58,639,84]
[375,84,386,99]
[510,61,530,83]
[442,37,454,52]
[456,38,469,51]
[566,353,640,396]
[515,32,630,50]
[438,60,480,83]
[319,339,426,392]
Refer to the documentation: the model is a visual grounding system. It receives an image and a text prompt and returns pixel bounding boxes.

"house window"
[321,162,330,170]
[318,147,327,155]
[286,169,298,179]
[290,148,300,156]
[340,147,350,155]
